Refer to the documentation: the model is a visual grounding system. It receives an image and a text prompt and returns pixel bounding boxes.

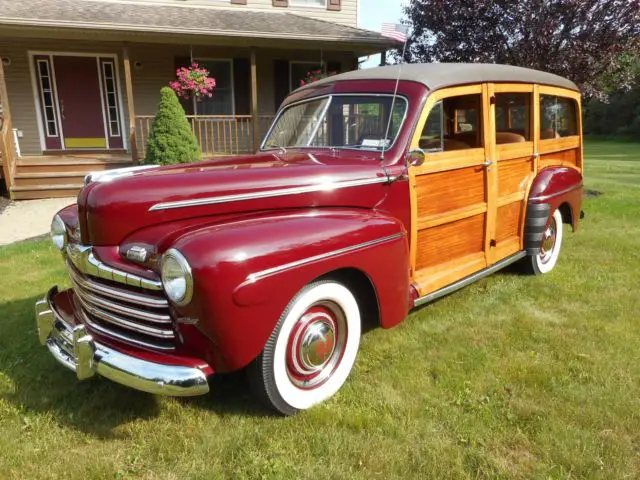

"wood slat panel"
[498,157,534,197]
[416,213,486,270]
[416,165,486,218]
[493,237,521,260]
[414,252,486,295]
[495,202,523,244]
[539,148,579,170]
[539,136,580,153]
[496,141,534,161]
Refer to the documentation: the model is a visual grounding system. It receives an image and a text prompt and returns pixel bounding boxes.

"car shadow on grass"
[0,295,272,439]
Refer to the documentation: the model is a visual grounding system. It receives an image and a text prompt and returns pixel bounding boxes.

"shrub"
[144,87,201,165]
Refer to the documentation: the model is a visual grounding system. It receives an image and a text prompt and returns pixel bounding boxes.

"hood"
[78,151,390,246]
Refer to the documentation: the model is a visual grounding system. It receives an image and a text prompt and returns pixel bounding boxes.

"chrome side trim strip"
[148,176,389,212]
[70,277,171,324]
[529,184,582,203]
[413,251,527,308]
[67,263,168,309]
[246,232,405,283]
[66,243,162,291]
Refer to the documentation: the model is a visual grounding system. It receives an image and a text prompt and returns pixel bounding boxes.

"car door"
[408,84,495,296]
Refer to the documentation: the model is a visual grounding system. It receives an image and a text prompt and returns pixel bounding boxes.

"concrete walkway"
[0,197,76,246]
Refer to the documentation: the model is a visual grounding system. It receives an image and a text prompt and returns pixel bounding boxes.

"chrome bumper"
[35,287,210,397]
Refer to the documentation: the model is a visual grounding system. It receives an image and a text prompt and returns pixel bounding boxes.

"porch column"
[0,56,16,193]
[123,47,139,163]
[250,49,261,153]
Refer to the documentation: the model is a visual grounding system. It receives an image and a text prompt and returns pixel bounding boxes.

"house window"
[290,0,327,6]
[194,59,234,115]
[36,59,58,137]
[290,61,324,91]
[101,60,121,137]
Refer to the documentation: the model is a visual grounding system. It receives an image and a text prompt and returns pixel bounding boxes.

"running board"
[413,251,527,308]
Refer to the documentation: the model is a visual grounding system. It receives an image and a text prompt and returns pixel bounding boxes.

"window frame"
[289,0,328,8]
[538,93,579,140]
[192,57,235,116]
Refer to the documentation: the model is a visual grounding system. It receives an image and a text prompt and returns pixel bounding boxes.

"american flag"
[381,23,409,43]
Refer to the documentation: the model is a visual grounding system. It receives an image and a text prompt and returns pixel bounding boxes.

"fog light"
[161,249,193,306]
[50,214,67,251]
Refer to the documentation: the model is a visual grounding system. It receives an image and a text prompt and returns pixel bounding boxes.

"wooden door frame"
[408,84,491,295]
[28,51,128,153]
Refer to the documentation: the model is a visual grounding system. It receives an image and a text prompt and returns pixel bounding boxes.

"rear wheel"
[522,208,564,275]
[248,281,361,416]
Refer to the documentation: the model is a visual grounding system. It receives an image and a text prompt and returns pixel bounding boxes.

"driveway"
[0,197,76,246]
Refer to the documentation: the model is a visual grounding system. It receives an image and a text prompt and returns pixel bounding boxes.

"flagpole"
[381,31,409,162]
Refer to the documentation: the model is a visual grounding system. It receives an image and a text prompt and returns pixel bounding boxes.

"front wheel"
[522,208,564,275]
[247,281,361,416]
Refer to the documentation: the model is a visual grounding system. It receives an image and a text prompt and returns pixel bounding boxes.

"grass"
[1,140,639,479]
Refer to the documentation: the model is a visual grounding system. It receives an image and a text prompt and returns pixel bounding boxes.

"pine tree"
[144,87,201,165]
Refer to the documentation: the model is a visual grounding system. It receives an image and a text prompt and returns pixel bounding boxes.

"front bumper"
[35,287,210,396]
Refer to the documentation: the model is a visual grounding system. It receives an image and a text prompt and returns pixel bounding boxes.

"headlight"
[50,215,67,251]
[161,249,193,306]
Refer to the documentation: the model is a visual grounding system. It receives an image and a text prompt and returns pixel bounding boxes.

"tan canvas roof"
[303,63,580,92]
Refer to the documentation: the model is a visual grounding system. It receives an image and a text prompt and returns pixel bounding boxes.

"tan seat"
[496,131,525,144]
[540,128,560,139]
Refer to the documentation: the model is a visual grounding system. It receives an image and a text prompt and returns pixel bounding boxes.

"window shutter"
[274,60,290,110]
[233,58,251,115]
[174,56,195,115]
[273,0,288,7]
[231,0,247,4]
[327,0,341,11]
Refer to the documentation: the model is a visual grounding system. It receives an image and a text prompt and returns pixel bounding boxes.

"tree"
[401,0,640,99]
[144,87,201,165]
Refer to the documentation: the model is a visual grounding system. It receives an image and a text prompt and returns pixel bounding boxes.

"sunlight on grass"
[0,141,639,479]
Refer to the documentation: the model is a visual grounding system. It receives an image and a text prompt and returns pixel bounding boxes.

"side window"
[495,93,531,144]
[419,94,483,152]
[540,95,578,139]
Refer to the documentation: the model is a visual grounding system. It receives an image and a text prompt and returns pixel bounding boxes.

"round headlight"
[50,214,67,251]
[161,249,193,306]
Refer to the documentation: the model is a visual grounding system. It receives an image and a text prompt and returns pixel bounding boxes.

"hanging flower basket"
[299,69,338,87]
[169,62,216,100]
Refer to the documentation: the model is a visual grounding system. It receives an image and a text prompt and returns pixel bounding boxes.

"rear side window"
[540,95,578,139]
[495,93,531,143]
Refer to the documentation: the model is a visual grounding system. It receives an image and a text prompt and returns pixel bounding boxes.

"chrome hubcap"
[540,217,557,264]
[287,303,347,389]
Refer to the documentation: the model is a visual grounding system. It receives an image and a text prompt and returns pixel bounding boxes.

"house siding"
[0,37,354,155]
[90,0,358,27]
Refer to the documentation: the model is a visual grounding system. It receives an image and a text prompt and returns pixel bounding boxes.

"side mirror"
[407,148,425,167]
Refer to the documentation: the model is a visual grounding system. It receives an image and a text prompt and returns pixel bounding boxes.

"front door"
[408,84,494,295]
[33,54,124,151]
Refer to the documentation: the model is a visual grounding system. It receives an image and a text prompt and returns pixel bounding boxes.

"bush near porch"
[144,87,201,166]
[0,141,639,478]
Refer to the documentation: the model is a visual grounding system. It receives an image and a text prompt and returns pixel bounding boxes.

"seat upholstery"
[540,128,560,140]
[496,131,526,144]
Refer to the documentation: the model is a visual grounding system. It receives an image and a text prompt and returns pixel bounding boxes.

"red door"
[53,56,107,149]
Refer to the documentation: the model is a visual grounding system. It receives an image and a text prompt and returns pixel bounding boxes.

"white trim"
[192,57,235,115]
[289,0,328,8]
[27,51,126,152]
[289,60,325,91]
[35,59,59,138]
[112,56,129,151]
[96,57,111,149]
[101,60,122,138]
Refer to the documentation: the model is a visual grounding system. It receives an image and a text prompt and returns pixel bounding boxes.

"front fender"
[173,208,409,372]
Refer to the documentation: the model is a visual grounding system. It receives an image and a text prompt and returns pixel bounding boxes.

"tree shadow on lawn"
[0,295,271,439]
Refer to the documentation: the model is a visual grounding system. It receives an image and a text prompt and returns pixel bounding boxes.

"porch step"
[10,184,85,200]
[10,155,134,199]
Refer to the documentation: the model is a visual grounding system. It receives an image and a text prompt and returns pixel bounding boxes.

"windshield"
[262,95,408,151]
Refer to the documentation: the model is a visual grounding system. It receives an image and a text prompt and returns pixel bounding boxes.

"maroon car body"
[36,64,583,414]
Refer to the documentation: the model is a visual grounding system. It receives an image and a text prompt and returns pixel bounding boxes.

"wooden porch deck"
[10,153,133,200]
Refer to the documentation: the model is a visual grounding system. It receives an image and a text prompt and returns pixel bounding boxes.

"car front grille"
[66,261,176,351]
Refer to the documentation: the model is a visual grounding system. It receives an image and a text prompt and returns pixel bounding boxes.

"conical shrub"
[144,87,201,165]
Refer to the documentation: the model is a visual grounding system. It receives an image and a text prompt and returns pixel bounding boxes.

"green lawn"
[1,141,639,479]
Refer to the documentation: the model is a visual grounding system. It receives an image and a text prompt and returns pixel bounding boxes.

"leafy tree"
[144,87,201,165]
[401,0,640,100]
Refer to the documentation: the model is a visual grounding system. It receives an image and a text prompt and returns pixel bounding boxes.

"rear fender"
[172,208,409,372]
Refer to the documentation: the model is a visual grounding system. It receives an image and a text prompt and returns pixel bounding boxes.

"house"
[0,0,397,199]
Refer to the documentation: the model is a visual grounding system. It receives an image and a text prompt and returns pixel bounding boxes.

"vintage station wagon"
[36,64,583,415]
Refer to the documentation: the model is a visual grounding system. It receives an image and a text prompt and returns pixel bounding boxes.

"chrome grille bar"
[70,277,172,324]
[68,263,168,309]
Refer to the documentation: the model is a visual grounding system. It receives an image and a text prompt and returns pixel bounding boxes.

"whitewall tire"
[524,208,564,275]
[248,280,361,416]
